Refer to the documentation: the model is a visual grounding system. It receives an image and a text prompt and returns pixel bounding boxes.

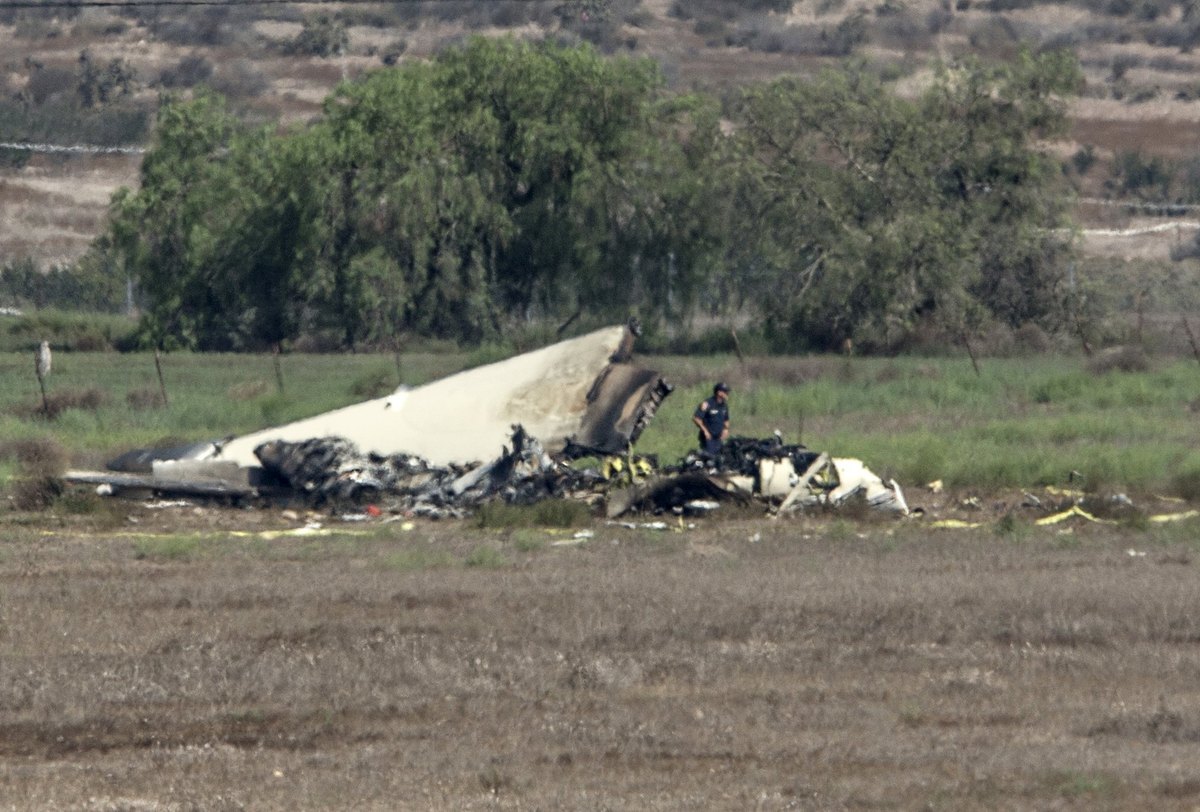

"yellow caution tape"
[1035,505,1116,525]
[928,519,983,529]
[1148,510,1200,523]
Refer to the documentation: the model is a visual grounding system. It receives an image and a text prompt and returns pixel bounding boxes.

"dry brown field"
[2,501,1200,809]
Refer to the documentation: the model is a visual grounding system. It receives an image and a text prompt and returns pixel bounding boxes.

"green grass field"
[2,347,1199,497]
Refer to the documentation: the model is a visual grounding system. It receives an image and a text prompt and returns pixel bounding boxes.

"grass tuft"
[349,365,396,398]
[382,548,455,571]
[3,437,67,511]
[464,544,507,568]
[126,387,167,410]
[12,387,106,420]
[476,499,592,529]
[1087,345,1151,374]
[132,534,207,561]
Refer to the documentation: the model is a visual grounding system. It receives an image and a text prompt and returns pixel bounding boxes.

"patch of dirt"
[0,501,1197,808]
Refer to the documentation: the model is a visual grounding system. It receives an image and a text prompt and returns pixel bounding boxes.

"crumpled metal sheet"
[253,425,602,516]
[212,324,671,469]
[605,435,909,518]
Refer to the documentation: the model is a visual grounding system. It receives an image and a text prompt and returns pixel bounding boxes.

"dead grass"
[1,436,66,509]
[10,386,106,420]
[125,386,166,410]
[227,380,271,401]
[1,510,1199,808]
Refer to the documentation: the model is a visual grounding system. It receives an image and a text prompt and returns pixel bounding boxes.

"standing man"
[693,382,731,455]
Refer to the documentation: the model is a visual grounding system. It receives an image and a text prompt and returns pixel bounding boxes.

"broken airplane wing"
[208,324,670,469]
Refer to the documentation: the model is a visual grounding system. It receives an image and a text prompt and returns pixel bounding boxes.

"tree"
[109,92,314,350]
[729,50,1081,351]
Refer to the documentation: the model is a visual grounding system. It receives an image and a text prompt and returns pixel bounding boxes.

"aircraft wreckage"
[67,324,908,518]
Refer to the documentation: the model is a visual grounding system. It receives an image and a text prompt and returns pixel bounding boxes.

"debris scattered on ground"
[252,425,599,518]
[68,324,1199,528]
[69,323,913,521]
[1035,504,1116,526]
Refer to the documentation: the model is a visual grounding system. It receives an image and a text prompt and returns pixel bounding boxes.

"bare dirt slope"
[2,506,1199,809]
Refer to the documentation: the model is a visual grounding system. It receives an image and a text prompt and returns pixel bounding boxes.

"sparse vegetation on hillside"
[4,0,1200,351]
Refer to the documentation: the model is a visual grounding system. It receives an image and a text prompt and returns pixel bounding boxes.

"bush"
[464,544,508,568]
[1,309,137,353]
[149,8,234,46]
[1170,464,1200,501]
[126,387,166,410]
[3,437,67,511]
[349,366,396,398]
[23,65,75,105]
[286,14,349,57]
[211,60,269,100]
[1086,345,1151,374]
[159,54,214,89]
[13,387,107,421]
[380,40,408,66]
[476,499,593,529]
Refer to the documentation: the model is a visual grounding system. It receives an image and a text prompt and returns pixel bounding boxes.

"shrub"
[349,366,395,398]
[286,14,349,57]
[126,387,166,411]
[159,54,214,89]
[1013,323,1052,354]
[0,437,68,471]
[77,51,137,108]
[24,65,75,105]
[1086,345,1151,374]
[380,40,408,65]
[2,259,127,316]
[1170,464,1200,501]
[149,8,233,46]
[1,309,137,353]
[4,437,67,511]
[211,60,269,99]
[476,499,593,529]
[464,544,508,568]
[14,387,107,420]
[1071,145,1097,175]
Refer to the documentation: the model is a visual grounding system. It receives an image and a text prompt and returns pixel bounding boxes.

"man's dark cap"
[714,382,730,394]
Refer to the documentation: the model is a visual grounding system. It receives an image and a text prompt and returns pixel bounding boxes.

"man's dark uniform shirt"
[694,397,729,455]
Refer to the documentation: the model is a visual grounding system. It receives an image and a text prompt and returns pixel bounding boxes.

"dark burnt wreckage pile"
[68,322,908,518]
[252,426,607,519]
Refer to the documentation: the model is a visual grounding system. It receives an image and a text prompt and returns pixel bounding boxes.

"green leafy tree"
[109,92,314,350]
[305,60,510,346]
[307,37,717,342]
[730,49,1080,351]
[109,92,242,349]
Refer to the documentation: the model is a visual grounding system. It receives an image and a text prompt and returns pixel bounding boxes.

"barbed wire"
[1078,222,1200,237]
[1078,197,1200,213]
[0,0,552,7]
[0,140,144,154]
[3,146,1198,237]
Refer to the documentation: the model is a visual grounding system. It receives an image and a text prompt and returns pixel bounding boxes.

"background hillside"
[3,0,1200,283]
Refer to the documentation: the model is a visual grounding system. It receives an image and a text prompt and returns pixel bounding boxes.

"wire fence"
[4,145,1200,238]
[0,141,144,155]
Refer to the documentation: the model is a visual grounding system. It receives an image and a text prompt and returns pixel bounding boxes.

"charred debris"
[67,324,909,519]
